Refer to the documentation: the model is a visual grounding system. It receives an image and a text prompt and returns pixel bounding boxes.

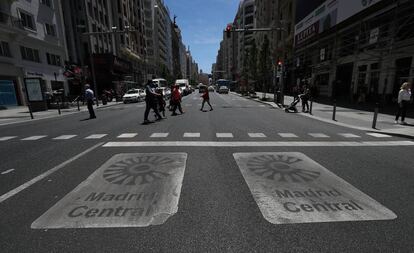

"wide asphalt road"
[0,91,413,252]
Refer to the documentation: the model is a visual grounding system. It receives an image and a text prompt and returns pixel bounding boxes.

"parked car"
[122,89,145,103]
[218,86,229,94]
[208,86,215,92]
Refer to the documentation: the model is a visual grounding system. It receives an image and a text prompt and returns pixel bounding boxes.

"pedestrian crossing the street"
[0,132,405,143]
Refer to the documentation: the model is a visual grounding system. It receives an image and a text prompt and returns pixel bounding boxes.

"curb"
[234,92,414,140]
[0,101,125,127]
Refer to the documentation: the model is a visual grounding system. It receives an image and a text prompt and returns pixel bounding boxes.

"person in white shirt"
[85,84,96,119]
[395,82,411,124]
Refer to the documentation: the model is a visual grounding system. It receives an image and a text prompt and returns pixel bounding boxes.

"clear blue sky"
[164,0,240,74]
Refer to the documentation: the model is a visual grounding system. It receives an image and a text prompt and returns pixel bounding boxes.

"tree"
[258,35,272,99]
[248,40,258,89]
[241,48,250,95]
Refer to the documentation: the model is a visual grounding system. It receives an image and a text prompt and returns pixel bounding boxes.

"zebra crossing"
[0,131,399,143]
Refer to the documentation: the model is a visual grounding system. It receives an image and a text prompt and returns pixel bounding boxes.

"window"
[20,46,41,62]
[19,10,36,30]
[40,0,52,8]
[0,41,11,57]
[45,23,56,36]
[46,53,61,66]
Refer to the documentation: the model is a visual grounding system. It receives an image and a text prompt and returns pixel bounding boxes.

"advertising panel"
[295,0,384,45]
[24,78,43,102]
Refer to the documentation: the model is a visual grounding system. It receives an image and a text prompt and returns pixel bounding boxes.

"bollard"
[309,99,313,115]
[332,100,337,121]
[372,103,379,129]
[28,103,34,119]
[57,100,61,115]
[77,99,80,111]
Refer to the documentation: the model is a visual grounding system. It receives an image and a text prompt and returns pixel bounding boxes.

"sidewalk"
[0,101,123,126]
[239,91,414,139]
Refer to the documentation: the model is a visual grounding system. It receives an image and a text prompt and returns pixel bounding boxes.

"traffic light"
[225,24,232,38]
[277,60,283,72]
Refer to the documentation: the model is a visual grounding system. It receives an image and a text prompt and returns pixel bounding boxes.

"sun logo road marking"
[103,156,175,185]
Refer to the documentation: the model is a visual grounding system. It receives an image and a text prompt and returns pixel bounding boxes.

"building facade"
[0,0,68,106]
[293,0,413,105]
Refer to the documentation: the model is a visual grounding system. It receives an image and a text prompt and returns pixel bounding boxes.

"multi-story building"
[111,0,147,85]
[293,0,413,105]
[0,0,68,107]
[237,0,255,77]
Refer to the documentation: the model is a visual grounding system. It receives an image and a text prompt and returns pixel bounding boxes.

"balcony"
[0,11,26,34]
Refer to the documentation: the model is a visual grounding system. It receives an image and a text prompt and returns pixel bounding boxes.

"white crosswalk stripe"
[21,135,47,141]
[53,135,77,140]
[117,133,138,138]
[278,133,298,138]
[183,133,200,138]
[0,136,17,141]
[309,133,330,138]
[150,133,169,138]
[366,133,392,138]
[216,133,234,138]
[339,133,361,138]
[248,133,267,138]
[85,134,107,139]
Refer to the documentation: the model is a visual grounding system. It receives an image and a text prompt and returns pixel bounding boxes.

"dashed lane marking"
[248,133,267,138]
[183,133,200,138]
[150,133,169,138]
[0,142,104,204]
[0,136,17,141]
[278,133,299,138]
[53,135,77,140]
[117,133,138,138]
[1,169,15,175]
[309,133,330,138]
[216,133,234,138]
[339,133,361,138]
[85,134,108,139]
[103,141,414,147]
[366,133,392,138]
[21,135,47,141]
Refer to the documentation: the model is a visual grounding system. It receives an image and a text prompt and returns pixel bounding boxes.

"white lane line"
[248,133,267,138]
[278,133,298,138]
[0,142,104,204]
[21,135,47,141]
[309,133,330,138]
[183,133,200,138]
[103,141,414,147]
[117,133,138,138]
[85,134,107,139]
[367,133,392,138]
[339,133,361,138]
[1,169,15,175]
[0,136,17,141]
[150,133,169,138]
[53,135,77,140]
[216,133,234,138]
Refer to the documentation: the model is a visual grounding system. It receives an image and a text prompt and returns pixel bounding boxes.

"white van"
[152,78,168,88]
[175,79,190,95]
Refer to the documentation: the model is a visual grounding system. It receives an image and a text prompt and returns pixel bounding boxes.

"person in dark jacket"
[143,80,162,124]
